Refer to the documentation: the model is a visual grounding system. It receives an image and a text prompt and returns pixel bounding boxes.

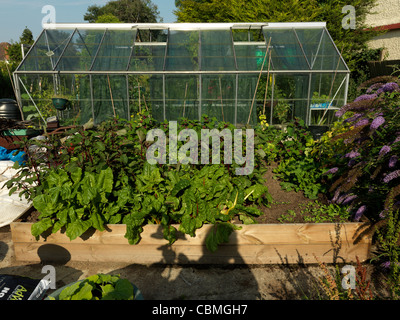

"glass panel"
[56,29,105,71]
[309,73,347,125]
[165,75,199,120]
[312,29,347,71]
[129,29,167,72]
[271,74,309,124]
[201,74,236,124]
[148,75,164,121]
[165,31,199,71]
[19,29,74,71]
[262,29,309,70]
[237,74,258,126]
[233,28,268,71]
[293,28,324,69]
[92,30,136,71]
[201,30,236,71]
[91,75,128,125]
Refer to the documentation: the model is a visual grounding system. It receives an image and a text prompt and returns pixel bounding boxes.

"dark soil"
[256,163,329,224]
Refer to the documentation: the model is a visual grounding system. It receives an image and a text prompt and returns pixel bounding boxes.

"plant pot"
[52,98,70,111]
[308,125,329,140]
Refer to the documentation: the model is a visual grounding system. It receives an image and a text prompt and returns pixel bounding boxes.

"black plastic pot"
[308,125,329,140]
[0,99,22,121]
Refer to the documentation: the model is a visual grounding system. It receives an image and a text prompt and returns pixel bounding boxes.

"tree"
[96,13,121,23]
[84,0,160,23]
[6,27,34,65]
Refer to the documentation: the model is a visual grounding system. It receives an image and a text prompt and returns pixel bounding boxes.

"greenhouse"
[13,22,350,127]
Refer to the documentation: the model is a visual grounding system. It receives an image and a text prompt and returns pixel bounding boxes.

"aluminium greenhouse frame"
[13,22,350,127]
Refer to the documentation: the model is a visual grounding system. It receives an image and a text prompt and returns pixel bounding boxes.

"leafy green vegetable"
[53,274,135,300]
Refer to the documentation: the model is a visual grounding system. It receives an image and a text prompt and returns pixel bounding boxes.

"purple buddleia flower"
[377,88,384,95]
[381,261,400,270]
[353,94,378,102]
[381,261,391,269]
[335,109,346,117]
[354,205,366,221]
[379,210,388,219]
[394,136,400,144]
[342,194,358,205]
[331,189,341,203]
[345,150,361,159]
[389,155,398,168]
[366,83,384,93]
[370,116,385,130]
[354,118,369,128]
[382,82,400,93]
[323,167,338,175]
[383,170,400,183]
[379,145,391,156]
[344,113,362,123]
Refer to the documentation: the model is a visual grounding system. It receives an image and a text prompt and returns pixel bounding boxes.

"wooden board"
[10,222,372,265]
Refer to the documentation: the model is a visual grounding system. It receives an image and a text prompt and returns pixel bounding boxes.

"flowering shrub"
[323,76,400,222]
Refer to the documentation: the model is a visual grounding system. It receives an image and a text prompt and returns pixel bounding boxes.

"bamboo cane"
[182,82,188,118]
[107,75,117,118]
[262,52,272,116]
[218,77,225,122]
[247,37,272,125]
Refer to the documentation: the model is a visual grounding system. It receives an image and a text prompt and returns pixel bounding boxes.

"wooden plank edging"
[10,222,372,264]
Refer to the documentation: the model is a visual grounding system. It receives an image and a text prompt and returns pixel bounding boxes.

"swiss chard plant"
[13,112,273,252]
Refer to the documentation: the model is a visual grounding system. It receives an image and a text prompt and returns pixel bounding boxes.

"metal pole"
[235,74,238,126]
[163,74,166,120]
[90,29,108,71]
[306,73,312,126]
[126,74,130,120]
[18,77,46,124]
[12,73,24,121]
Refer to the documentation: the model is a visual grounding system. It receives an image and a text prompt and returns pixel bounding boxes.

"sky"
[0,0,177,43]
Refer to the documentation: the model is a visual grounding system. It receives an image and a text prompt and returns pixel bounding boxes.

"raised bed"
[10,220,372,265]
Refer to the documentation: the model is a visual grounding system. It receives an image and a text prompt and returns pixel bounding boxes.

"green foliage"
[84,0,160,23]
[278,201,351,223]
[51,274,135,300]
[6,27,34,65]
[10,113,272,251]
[300,201,351,223]
[95,13,121,23]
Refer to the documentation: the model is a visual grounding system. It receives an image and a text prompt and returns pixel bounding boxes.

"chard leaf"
[31,218,53,237]
[205,222,241,253]
[66,219,92,240]
[171,179,190,197]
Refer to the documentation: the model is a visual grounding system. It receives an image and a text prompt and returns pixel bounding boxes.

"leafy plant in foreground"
[49,274,135,300]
